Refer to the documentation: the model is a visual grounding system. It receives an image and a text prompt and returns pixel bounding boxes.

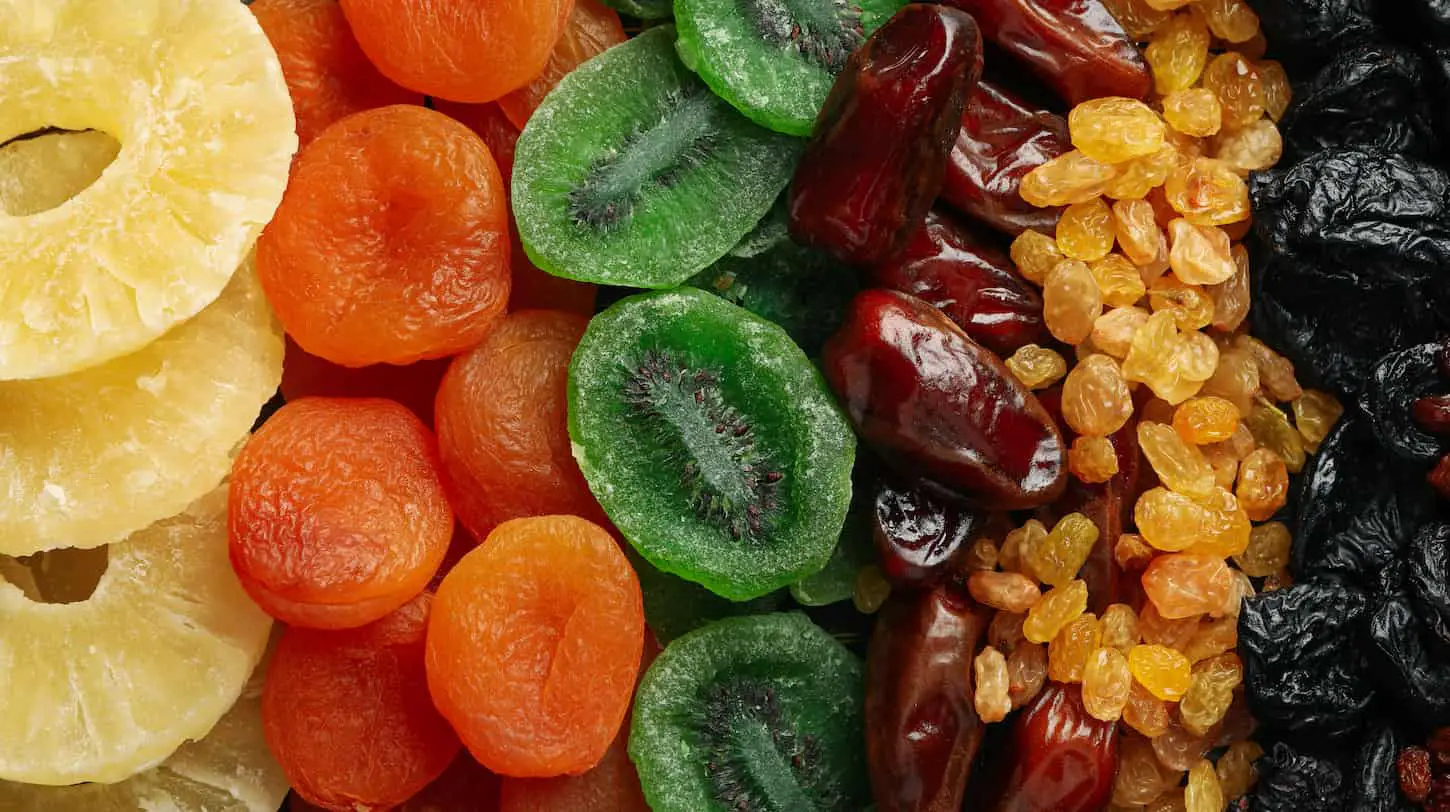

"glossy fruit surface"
[983,683,1118,811]
[823,290,1067,509]
[872,475,985,586]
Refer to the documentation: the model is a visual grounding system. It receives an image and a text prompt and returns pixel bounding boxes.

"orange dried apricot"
[229,397,453,629]
[498,0,626,128]
[263,595,461,811]
[427,516,644,777]
[280,337,450,426]
[435,311,606,539]
[257,105,510,367]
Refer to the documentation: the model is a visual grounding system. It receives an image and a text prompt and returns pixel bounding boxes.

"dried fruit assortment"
[2,0,1435,808]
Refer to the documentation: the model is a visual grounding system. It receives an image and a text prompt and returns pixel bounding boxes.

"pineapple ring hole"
[0,128,120,216]
[0,546,109,604]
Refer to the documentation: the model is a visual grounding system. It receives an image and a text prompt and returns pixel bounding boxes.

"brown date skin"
[866,585,989,812]
[937,0,1151,105]
[873,474,986,587]
[978,682,1118,812]
[870,209,1046,357]
[789,4,983,265]
[822,289,1068,510]
[941,80,1069,236]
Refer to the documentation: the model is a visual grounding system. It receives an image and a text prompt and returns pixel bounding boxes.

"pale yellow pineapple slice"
[0,0,296,380]
[0,485,273,786]
[0,640,289,811]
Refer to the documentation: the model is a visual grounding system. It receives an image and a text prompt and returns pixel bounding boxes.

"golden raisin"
[1257,60,1292,121]
[1070,435,1120,484]
[1202,52,1267,131]
[1168,220,1237,286]
[1146,12,1211,95]
[1000,519,1048,580]
[1292,389,1344,452]
[1185,759,1225,812]
[1058,198,1117,262]
[989,610,1027,653]
[1144,0,1192,9]
[1121,310,1190,403]
[1044,260,1105,345]
[1124,681,1172,737]
[1135,486,1249,554]
[1116,532,1158,572]
[1024,579,1089,644]
[1139,422,1216,499]
[1207,244,1251,332]
[1006,642,1048,709]
[1093,307,1150,359]
[1220,569,1254,618]
[1104,147,1181,201]
[1129,644,1193,701]
[1114,732,1182,806]
[1217,740,1264,800]
[1197,0,1260,41]
[1062,354,1134,436]
[967,571,1042,613]
[1162,88,1222,138]
[853,564,891,614]
[1183,615,1238,663]
[1201,442,1240,490]
[1173,396,1240,444]
[1245,399,1307,473]
[1090,254,1148,308]
[1005,344,1069,390]
[1214,118,1282,175]
[1182,487,1253,558]
[1082,646,1133,721]
[1142,553,1235,619]
[1028,513,1101,587]
[1010,229,1065,285]
[1235,335,1302,402]
[1021,151,1120,208]
[1149,274,1215,331]
[1234,521,1292,577]
[1139,603,1202,649]
[1236,447,1289,521]
[1178,331,1222,384]
[1101,603,1141,651]
[1113,199,1169,268]
[965,537,999,571]
[974,647,1012,723]
[1154,721,1212,772]
[1165,158,1250,226]
[1101,0,1173,37]
[1201,347,1261,414]
[1069,97,1168,164]
[1049,612,1103,683]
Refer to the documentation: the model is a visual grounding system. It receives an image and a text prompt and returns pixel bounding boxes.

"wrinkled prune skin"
[937,0,1149,105]
[1239,583,1377,743]
[1281,42,1440,162]
[1365,563,1450,729]
[940,80,1068,236]
[870,210,1046,356]
[1293,418,1435,587]
[978,683,1117,812]
[789,5,983,265]
[873,474,986,587]
[866,586,988,812]
[1410,522,1450,652]
[822,290,1067,510]
[1249,742,1349,812]
[1249,150,1450,396]
[1362,343,1450,464]
[1253,0,1379,72]
[1350,723,1416,811]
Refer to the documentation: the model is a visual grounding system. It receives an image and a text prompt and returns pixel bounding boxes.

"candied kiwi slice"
[512,26,802,288]
[569,288,855,601]
[629,613,870,811]
[599,0,673,20]
[627,547,786,644]
[674,0,906,136]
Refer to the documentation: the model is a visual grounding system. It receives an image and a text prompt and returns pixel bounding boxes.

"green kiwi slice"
[599,0,673,19]
[629,612,870,811]
[512,26,802,289]
[789,487,873,606]
[568,288,855,601]
[674,0,909,136]
[629,548,786,644]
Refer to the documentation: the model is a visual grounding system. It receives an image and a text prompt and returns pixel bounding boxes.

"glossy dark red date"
[1045,415,1141,612]
[870,209,1045,356]
[983,683,1118,812]
[941,80,1069,236]
[1416,395,1450,435]
[789,4,983,265]
[938,0,1151,105]
[866,586,989,812]
[822,289,1067,510]
[874,474,985,587]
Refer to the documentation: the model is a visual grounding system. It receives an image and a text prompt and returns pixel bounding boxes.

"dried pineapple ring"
[0,644,290,811]
[0,0,296,380]
[0,486,273,786]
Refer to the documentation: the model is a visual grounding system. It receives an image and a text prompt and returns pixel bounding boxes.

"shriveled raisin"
[1024,579,1089,644]
[1149,275,1215,331]
[1101,0,1172,36]
[1256,60,1291,122]
[1198,0,1259,41]
[1235,447,1288,521]
[1164,159,1249,227]
[1000,519,1047,580]
[1233,521,1290,577]
[1153,721,1211,771]
[1234,335,1301,403]
[1217,740,1263,800]
[1182,616,1237,663]
[1028,513,1100,587]
[1180,669,1235,737]
[1021,151,1120,208]
[1062,354,1133,436]
[1146,13,1211,95]
[1093,307,1150,359]
[1058,198,1117,262]
[1070,435,1120,484]
[1007,642,1048,709]
[1206,244,1250,332]
[1069,98,1167,165]
[1142,553,1234,619]
[1200,347,1259,414]
[1102,603,1141,651]
[1245,400,1306,473]
[989,610,1027,652]
[974,646,1012,723]
[968,571,1042,613]
[1104,147,1181,201]
[1292,390,1343,452]
[1116,533,1158,572]
[1006,344,1069,390]
[1184,759,1224,812]
[1082,646,1133,721]
[1139,422,1216,499]
[1181,487,1251,558]
[1049,612,1103,683]
[1173,397,1239,445]
[1129,644,1192,701]
[1167,220,1236,286]
[1124,681,1172,737]
[1135,486,1248,554]
[1138,602,1200,650]
[1113,199,1168,268]
[1090,254,1148,308]
[1043,260,1104,345]
[1201,52,1265,131]
[1114,732,1181,806]
[964,537,999,571]
[1213,118,1281,175]
[1162,89,1222,138]
[1010,229,1066,285]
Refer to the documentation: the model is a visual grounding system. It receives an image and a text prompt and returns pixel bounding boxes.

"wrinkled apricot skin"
[497,0,626,128]
[229,397,454,630]
[824,290,1067,510]
[263,595,462,811]
[339,0,573,103]
[257,105,510,368]
[426,516,644,778]
[434,310,606,540]
[789,5,983,265]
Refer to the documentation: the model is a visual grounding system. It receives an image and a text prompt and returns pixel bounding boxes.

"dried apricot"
[427,516,644,777]
[249,0,419,147]
[257,105,510,367]
[264,595,461,810]
[435,311,605,539]
[498,0,626,128]
[229,398,453,629]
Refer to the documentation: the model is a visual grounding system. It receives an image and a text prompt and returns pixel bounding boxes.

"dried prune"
[1280,42,1440,161]
[1248,741,1348,812]
[1251,0,1379,72]
[1364,566,1450,729]
[1349,723,1414,811]
[1409,522,1450,653]
[866,586,988,812]
[941,79,1069,236]
[822,290,1068,510]
[872,475,986,587]
[1362,343,1450,464]
[1239,582,1376,743]
[939,0,1150,105]
[977,683,1117,812]
[789,4,983,265]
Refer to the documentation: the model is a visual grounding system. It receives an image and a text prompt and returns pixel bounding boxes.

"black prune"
[1350,723,1417,811]
[1362,343,1450,464]
[1252,0,1380,72]
[1239,582,1377,743]
[1280,42,1440,161]
[1364,564,1450,729]
[1249,741,1349,812]
[1409,522,1450,652]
